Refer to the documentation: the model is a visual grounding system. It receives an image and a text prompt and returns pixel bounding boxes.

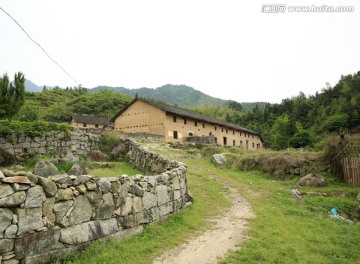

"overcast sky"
[0,0,359,103]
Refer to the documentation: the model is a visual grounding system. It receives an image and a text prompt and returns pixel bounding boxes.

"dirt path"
[153,176,255,264]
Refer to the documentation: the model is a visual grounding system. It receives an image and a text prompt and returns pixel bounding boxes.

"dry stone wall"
[0,139,191,264]
[0,129,100,161]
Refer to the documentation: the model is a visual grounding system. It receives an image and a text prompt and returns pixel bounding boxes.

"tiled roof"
[72,115,110,125]
[111,98,261,137]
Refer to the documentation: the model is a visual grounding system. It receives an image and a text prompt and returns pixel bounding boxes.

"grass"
[62,144,360,264]
[88,162,143,177]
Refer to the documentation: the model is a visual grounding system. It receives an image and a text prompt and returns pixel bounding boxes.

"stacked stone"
[0,161,189,263]
[0,130,100,160]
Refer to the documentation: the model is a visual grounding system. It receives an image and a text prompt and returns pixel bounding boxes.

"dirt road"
[153,177,254,264]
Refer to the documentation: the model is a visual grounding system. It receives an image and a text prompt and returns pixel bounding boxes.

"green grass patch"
[0,120,70,136]
[88,162,143,177]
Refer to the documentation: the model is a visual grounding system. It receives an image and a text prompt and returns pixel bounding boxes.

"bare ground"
[153,176,255,264]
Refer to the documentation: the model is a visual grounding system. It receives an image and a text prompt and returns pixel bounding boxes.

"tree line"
[1,70,359,150]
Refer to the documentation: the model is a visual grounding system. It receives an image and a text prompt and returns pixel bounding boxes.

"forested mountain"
[192,71,360,149]
[90,84,265,110]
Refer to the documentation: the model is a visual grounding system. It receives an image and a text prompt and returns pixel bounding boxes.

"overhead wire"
[0,6,79,85]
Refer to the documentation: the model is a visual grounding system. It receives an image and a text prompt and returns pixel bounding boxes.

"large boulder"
[87,150,109,162]
[67,164,88,176]
[34,161,59,177]
[296,173,327,187]
[111,142,128,159]
[211,154,227,167]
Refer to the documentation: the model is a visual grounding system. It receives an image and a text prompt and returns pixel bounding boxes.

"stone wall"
[0,140,191,264]
[0,130,100,160]
[183,135,215,145]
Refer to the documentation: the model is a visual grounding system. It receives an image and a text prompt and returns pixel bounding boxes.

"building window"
[233,140,235,146]
[202,123,205,128]
[233,130,235,135]
[252,142,255,148]
[221,128,224,132]
[95,124,99,128]
[188,132,193,136]
[246,140,249,149]
[173,116,177,122]
[223,137,227,146]
[215,137,217,144]
[252,135,254,139]
[83,123,87,127]
[226,129,228,134]
[174,131,178,139]
[184,119,187,125]
[240,132,242,136]
[240,140,243,146]
[215,126,217,131]
[195,121,198,127]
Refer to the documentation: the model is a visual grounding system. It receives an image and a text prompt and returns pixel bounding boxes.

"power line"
[0,6,79,85]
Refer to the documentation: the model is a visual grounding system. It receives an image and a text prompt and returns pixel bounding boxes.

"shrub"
[98,133,121,155]
[0,149,16,166]
[0,120,70,136]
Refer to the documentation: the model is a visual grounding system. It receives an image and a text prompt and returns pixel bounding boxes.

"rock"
[16,207,44,235]
[2,169,16,177]
[67,164,88,176]
[0,239,14,254]
[24,186,46,208]
[0,185,15,198]
[142,192,157,210]
[120,196,133,216]
[75,184,87,194]
[296,173,327,187]
[96,193,115,220]
[23,248,73,264]
[156,185,170,206]
[53,200,74,226]
[4,225,17,238]
[0,208,13,234]
[87,150,109,162]
[0,170,5,179]
[111,143,128,159]
[211,154,227,167]
[132,196,143,213]
[0,191,26,207]
[48,174,72,185]
[34,161,59,177]
[357,192,360,201]
[98,178,111,194]
[43,198,56,227]
[129,185,144,197]
[37,177,58,197]
[1,176,32,185]
[55,188,74,201]
[85,181,97,191]
[14,227,64,258]
[60,219,119,244]
[85,191,102,207]
[24,172,38,184]
[14,165,25,170]
[62,195,92,226]
[71,175,90,186]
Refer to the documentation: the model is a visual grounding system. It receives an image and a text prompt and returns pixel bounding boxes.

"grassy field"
[88,161,143,177]
[64,145,360,264]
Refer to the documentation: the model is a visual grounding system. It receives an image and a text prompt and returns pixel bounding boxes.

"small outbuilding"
[71,115,112,129]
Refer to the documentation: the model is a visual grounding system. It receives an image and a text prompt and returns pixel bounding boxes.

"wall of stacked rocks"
[0,139,191,264]
[0,129,100,161]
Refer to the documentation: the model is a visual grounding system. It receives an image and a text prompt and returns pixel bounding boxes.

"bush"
[0,149,16,166]
[98,133,121,155]
[0,120,70,136]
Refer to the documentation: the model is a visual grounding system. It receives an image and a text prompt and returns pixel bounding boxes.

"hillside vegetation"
[17,88,131,122]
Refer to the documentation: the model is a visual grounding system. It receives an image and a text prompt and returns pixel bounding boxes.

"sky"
[0,0,359,103]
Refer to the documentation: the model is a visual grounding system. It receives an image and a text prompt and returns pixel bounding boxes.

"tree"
[0,72,26,121]
[270,115,291,150]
